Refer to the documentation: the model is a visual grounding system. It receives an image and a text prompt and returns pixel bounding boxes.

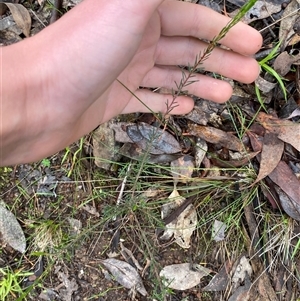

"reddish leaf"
[254,132,284,184]
[268,161,300,220]
[247,130,263,153]
[256,112,300,151]
[274,186,300,221]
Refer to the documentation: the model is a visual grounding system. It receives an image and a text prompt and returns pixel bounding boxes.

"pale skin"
[0,0,262,166]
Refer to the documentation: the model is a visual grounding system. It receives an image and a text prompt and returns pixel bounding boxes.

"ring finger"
[141,65,233,103]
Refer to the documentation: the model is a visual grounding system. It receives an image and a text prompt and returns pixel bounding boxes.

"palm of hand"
[97,12,162,124]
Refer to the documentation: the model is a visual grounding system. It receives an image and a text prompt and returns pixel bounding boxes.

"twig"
[50,0,63,24]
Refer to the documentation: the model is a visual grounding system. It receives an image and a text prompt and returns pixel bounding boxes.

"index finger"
[158,1,262,56]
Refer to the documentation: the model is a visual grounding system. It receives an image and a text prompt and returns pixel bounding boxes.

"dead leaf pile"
[249,112,300,220]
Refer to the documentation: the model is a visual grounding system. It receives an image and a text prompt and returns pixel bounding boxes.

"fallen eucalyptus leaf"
[160,263,211,290]
[0,202,26,253]
[4,3,31,37]
[101,258,147,296]
[194,137,208,167]
[254,132,284,184]
[229,0,282,24]
[231,256,252,290]
[255,76,277,93]
[93,122,120,170]
[274,185,300,221]
[126,123,181,154]
[257,112,300,151]
[188,124,245,152]
[286,107,300,119]
[274,51,300,76]
[160,189,197,248]
[212,151,259,168]
[279,0,300,46]
[119,143,182,163]
[268,161,300,219]
[203,260,233,291]
[212,220,226,242]
[110,122,134,143]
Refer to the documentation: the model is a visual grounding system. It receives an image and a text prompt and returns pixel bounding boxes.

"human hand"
[1,0,262,166]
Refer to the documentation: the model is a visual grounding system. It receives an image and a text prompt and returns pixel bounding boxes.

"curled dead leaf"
[101,258,147,296]
[4,3,31,37]
[254,132,284,184]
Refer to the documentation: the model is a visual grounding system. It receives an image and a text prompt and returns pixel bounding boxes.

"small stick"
[50,0,63,24]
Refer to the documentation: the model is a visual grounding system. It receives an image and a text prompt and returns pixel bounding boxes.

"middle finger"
[155,36,260,84]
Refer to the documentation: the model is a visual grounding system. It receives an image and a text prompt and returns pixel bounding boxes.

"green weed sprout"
[256,41,287,110]
[0,267,33,301]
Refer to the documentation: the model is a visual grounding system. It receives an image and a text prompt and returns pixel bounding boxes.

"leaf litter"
[101,258,147,296]
[0,202,26,253]
[1,0,300,300]
[159,262,212,290]
[160,189,197,249]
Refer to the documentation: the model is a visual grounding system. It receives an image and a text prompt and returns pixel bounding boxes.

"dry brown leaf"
[256,272,279,301]
[93,122,118,170]
[110,122,134,143]
[254,132,284,184]
[5,3,31,37]
[203,260,233,292]
[188,124,244,152]
[255,76,277,93]
[274,51,300,76]
[274,186,300,221]
[212,151,259,168]
[268,161,300,211]
[256,112,300,151]
[119,143,181,164]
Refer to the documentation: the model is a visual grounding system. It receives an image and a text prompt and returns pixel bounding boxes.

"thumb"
[120,0,165,33]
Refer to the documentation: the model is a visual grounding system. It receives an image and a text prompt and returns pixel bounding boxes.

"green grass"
[0,267,33,301]
[255,40,288,110]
